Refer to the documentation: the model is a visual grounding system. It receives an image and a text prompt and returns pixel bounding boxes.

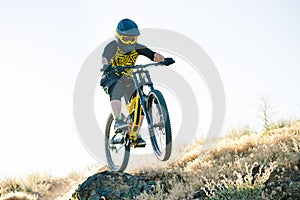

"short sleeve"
[102,41,117,61]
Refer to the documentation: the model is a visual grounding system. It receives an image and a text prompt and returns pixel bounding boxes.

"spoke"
[108,122,127,167]
[161,132,166,148]
[160,138,163,148]
[150,95,168,157]
[150,96,167,153]
[159,133,163,150]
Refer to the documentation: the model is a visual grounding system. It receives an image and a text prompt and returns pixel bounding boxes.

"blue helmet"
[116,19,140,52]
[116,18,140,36]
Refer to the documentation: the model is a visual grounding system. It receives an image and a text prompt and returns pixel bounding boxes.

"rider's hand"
[162,58,175,66]
[101,64,112,74]
[115,67,126,75]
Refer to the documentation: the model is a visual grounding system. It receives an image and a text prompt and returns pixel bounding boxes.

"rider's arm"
[136,44,166,62]
[101,41,117,74]
[136,44,156,61]
[102,57,109,65]
[101,57,109,77]
[153,53,165,62]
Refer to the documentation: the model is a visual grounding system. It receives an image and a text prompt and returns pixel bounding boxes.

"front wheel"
[148,89,172,161]
[105,114,130,172]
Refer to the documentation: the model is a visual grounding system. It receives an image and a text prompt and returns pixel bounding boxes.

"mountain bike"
[103,60,174,172]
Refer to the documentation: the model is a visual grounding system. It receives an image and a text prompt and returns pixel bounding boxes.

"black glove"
[115,66,125,74]
[162,58,175,66]
[100,64,112,74]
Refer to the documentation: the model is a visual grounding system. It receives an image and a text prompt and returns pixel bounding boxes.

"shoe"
[135,133,146,147]
[114,116,129,132]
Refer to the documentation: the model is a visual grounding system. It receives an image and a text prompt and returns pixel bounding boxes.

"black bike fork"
[132,70,154,127]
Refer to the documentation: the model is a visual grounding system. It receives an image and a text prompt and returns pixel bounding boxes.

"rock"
[70,171,164,200]
[193,190,207,199]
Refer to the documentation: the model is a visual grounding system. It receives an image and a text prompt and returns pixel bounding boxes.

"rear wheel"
[148,90,172,161]
[105,114,130,172]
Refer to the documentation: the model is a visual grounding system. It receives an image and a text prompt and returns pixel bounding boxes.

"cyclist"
[100,18,174,147]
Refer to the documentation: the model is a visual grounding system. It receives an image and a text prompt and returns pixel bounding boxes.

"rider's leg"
[109,83,129,130]
[110,100,122,119]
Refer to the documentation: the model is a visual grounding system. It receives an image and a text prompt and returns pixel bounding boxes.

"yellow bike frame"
[126,94,143,142]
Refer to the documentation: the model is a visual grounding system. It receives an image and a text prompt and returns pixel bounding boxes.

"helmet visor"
[120,35,138,44]
[116,30,138,45]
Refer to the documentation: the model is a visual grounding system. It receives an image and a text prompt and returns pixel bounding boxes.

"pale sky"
[0,0,299,177]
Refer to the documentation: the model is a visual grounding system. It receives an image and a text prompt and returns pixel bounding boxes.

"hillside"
[1,120,300,200]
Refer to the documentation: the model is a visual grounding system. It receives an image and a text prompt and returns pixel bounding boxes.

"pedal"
[134,143,146,148]
[115,126,130,134]
[110,137,124,145]
[115,128,123,133]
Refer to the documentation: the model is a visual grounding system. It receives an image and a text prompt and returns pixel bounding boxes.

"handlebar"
[100,58,175,73]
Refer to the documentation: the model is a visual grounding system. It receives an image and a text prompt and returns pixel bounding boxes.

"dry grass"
[1,120,300,199]
[0,192,37,200]
[0,170,90,200]
[136,119,300,199]
[0,173,52,199]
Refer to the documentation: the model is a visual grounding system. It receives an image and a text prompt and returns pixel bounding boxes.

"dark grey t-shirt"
[102,41,155,68]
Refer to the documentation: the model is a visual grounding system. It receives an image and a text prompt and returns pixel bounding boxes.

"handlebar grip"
[162,58,175,66]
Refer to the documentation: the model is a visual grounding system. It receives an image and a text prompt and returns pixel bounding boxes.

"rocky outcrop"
[71,171,165,200]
